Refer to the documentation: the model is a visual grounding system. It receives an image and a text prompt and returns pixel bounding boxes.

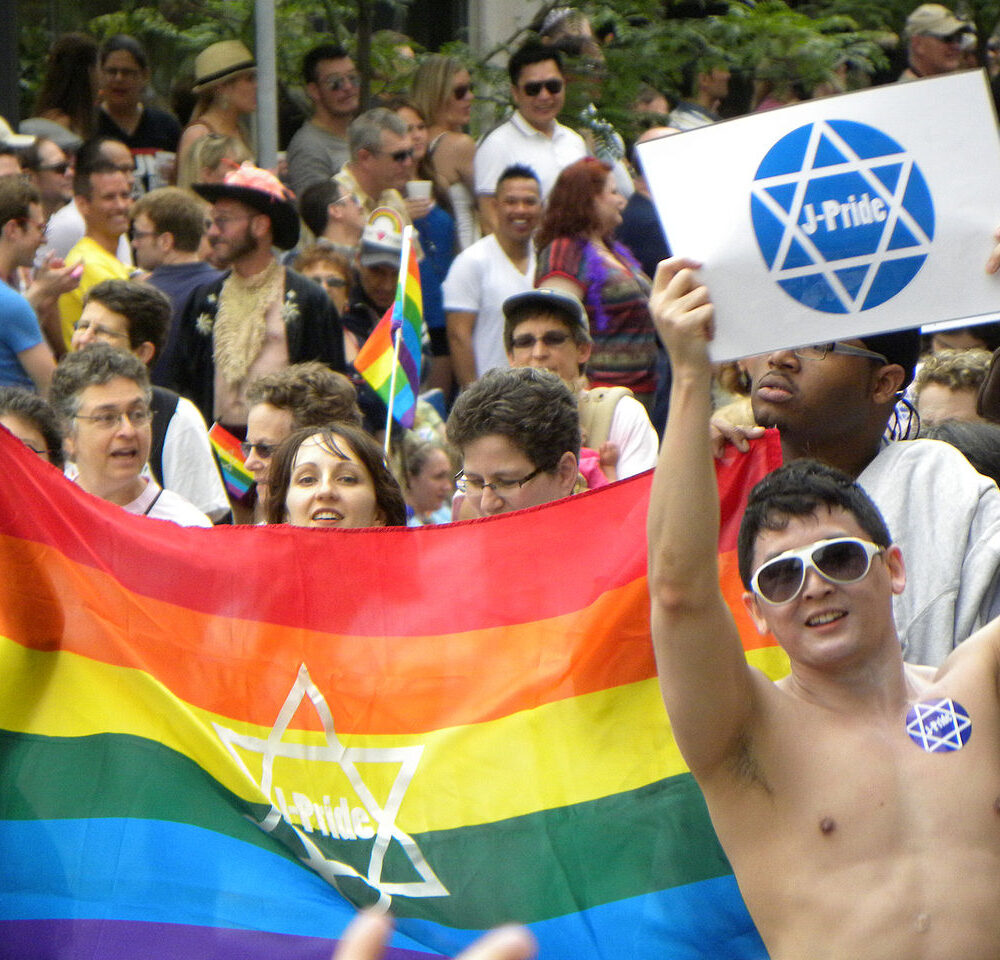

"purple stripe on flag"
[0,919,439,960]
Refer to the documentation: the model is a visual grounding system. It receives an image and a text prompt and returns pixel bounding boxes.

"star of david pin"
[905,697,972,753]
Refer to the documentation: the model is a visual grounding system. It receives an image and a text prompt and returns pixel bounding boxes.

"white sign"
[638,71,1000,361]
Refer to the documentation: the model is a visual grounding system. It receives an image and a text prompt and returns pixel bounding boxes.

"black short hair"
[508,43,563,86]
[302,43,351,85]
[82,280,171,363]
[737,459,892,589]
[0,386,65,469]
[446,367,580,472]
[858,328,921,390]
[495,163,540,194]
[299,179,340,237]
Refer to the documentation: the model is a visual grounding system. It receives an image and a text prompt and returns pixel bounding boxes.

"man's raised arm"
[647,259,758,779]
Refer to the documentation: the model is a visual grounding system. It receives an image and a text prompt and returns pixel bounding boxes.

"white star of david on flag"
[905,697,972,753]
[214,663,448,907]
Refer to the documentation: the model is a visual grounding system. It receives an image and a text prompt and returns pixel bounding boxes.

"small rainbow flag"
[208,421,254,499]
[0,426,785,959]
[354,225,423,430]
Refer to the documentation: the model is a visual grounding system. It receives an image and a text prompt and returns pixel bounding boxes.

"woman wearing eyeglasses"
[410,55,479,249]
[95,35,182,194]
[264,424,406,528]
[49,343,211,526]
[535,157,658,412]
[176,41,257,190]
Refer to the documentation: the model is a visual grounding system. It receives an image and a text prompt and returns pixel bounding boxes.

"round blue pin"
[905,698,972,752]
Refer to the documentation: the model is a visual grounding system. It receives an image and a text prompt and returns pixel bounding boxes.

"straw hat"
[194,163,300,250]
[192,40,256,93]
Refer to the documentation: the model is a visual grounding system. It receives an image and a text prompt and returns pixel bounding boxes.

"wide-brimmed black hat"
[194,163,300,250]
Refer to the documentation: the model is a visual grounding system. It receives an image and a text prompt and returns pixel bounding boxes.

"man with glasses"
[898,4,973,81]
[446,366,580,517]
[646,257,1000,960]
[335,109,415,228]
[474,44,586,232]
[298,179,365,262]
[287,44,361,197]
[49,342,211,525]
[662,258,1000,670]
[502,287,657,479]
[170,164,346,436]
[71,279,229,522]
[128,186,222,383]
[243,361,363,522]
[21,137,74,220]
[0,178,57,393]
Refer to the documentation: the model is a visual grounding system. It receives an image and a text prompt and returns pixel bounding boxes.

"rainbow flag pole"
[382,226,414,456]
[355,223,423,451]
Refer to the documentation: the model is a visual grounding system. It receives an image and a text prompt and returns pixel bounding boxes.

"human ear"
[741,591,770,635]
[871,363,905,404]
[885,544,906,596]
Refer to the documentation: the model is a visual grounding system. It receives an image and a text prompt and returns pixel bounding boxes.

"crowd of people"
[3,2,1000,956]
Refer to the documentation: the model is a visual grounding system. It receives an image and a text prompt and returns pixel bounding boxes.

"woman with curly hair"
[534,157,657,408]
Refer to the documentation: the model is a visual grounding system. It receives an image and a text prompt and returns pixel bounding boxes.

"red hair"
[535,157,612,250]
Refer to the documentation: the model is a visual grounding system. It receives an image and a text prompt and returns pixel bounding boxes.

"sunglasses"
[522,78,563,97]
[240,440,276,459]
[452,83,472,100]
[510,331,571,350]
[381,148,414,163]
[38,161,71,174]
[321,72,360,92]
[750,537,884,606]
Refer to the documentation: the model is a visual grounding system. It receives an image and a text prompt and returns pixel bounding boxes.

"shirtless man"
[646,257,1000,960]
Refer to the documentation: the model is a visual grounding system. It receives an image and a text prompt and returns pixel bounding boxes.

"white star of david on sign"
[750,120,933,313]
[213,663,448,906]
[905,698,972,753]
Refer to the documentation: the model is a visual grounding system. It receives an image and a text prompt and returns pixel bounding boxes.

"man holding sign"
[647,256,1000,960]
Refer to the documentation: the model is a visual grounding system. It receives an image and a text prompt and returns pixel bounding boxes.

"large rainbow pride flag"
[0,425,784,959]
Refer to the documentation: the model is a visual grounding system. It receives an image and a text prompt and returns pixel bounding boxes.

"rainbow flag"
[0,425,784,959]
[354,226,423,429]
[209,421,254,499]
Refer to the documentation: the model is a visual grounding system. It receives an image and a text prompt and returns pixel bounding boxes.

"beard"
[212,227,258,267]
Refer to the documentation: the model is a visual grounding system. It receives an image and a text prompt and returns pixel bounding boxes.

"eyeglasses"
[455,465,543,496]
[750,537,884,606]
[320,72,360,92]
[522,78,564,97]
[377,148,414,164]
[38,161,70,174]
[72,319,129,340]
[240,440,277,459]
[792,342,887,363]
[332,190,359,206]
[74,405,152,430]
[130,228,158,241]
[208,213,254,229]
[451,83,472,100]
[510,330,571,350]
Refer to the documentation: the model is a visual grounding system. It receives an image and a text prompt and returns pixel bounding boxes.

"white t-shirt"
[606,394,659,479]
[442,234,535,378]
[161,396,230,521]
[125,477,213,527]
[474,111,587,199]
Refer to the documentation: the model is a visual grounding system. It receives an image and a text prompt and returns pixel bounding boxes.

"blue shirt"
[0,280,44,390]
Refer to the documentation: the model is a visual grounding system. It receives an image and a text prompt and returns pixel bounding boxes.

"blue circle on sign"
[905,698,972,753]
[750,120,935,314]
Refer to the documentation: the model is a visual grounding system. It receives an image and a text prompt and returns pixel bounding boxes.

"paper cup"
[406,180,433,199]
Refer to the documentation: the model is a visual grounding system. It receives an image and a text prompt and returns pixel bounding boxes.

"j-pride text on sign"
[801,192,887,235]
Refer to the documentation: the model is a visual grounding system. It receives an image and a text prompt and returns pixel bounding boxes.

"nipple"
[819,816,836,835]
[915,912,931,934]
